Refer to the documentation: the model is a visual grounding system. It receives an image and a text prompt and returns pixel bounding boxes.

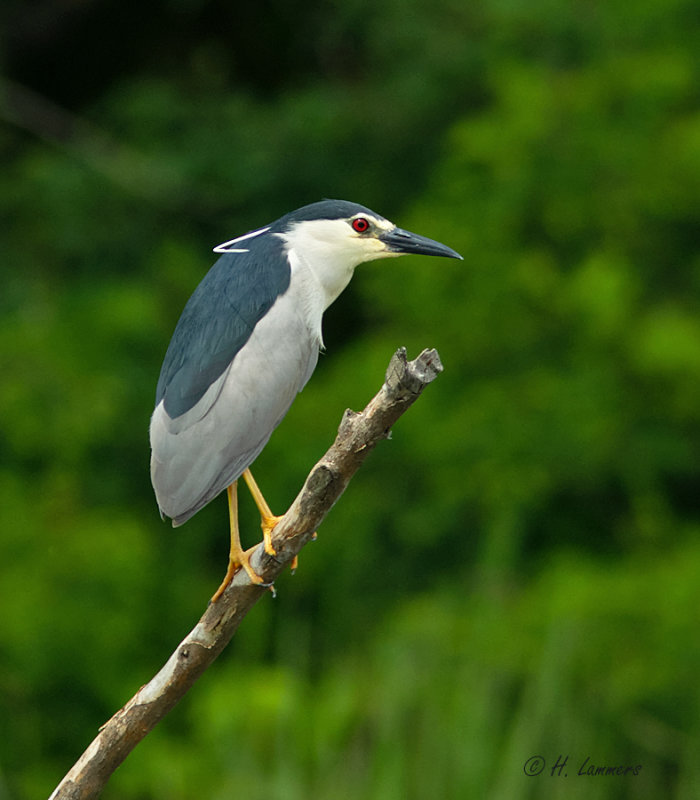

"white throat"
[277,219,366,309]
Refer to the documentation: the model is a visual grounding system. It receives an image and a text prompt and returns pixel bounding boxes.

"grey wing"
[150,290,320,526]
[156,235,291,419]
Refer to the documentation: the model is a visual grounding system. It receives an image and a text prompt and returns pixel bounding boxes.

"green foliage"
[0,0,698,797]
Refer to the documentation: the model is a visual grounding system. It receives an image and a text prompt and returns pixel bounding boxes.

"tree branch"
[49,347,443,800]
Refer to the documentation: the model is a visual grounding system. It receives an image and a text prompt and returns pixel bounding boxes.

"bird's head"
[275,199,462,271]
[213,199,462,310]
[272,200,462,307]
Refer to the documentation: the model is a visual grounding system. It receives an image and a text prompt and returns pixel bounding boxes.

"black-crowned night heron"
[150,199,461,601]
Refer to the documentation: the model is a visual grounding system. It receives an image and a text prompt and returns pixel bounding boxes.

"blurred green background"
[1,1,699,798]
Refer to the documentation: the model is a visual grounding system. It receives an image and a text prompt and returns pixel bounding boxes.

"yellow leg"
[242,468,284,556]
[211,481,267,603]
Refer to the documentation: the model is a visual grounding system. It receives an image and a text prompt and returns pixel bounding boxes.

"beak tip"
[381,227,464,261]
[437,246,463,261]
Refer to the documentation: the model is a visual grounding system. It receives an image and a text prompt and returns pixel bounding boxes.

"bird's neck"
[285,243,357,311]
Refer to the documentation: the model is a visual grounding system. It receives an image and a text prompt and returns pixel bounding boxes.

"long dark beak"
[380,227,463,260]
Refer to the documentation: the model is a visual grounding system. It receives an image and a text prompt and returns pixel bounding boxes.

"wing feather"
[155,233,291,419]
[150,243,320,524]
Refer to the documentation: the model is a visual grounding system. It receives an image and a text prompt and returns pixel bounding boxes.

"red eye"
[351,217,370,233]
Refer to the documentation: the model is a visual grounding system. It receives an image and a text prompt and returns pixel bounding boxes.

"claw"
[210,546,272,603]
[262,514,283,556]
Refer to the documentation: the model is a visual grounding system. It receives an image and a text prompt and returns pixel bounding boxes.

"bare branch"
[49,347,443,800]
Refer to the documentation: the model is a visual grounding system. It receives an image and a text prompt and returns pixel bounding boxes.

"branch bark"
[49,347,443,800]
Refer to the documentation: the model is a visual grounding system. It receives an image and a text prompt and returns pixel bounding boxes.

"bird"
[150,199,462,601]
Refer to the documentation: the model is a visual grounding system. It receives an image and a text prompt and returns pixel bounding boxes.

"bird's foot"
[261,519,312,574]
[260,514,317,575]
[210,546,271,603]
[261,513,284,556]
